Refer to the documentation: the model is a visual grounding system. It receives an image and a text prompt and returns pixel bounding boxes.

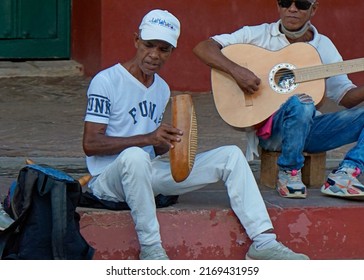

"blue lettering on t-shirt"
[129,100,161,125]
[86,94,111,118]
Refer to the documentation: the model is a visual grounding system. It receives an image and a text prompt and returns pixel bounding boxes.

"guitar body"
[211,43,325,128]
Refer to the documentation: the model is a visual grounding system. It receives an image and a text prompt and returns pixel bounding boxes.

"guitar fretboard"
[294,58,364,82]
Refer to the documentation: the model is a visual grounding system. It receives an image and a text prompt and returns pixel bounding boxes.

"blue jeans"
[259,95,364,172]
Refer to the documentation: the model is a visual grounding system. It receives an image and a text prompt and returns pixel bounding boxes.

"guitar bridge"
[244,94,253,106]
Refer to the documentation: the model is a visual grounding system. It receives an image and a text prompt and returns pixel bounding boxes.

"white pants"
[89,145,273,247]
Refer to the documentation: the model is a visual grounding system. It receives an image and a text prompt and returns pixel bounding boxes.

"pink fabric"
[256,114,274,140]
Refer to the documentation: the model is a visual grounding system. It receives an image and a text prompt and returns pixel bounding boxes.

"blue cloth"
[26,164,75,182]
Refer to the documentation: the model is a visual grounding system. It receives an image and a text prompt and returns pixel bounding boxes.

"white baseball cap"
[139,9,181,48]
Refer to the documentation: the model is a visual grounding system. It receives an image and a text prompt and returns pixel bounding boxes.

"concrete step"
[0,60,83,77]
[2,157,363,260]
[79,186,364,260]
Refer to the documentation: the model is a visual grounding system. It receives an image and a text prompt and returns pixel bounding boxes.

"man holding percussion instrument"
[83,9,308,260]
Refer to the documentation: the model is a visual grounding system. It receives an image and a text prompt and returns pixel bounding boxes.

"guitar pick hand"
[231,65,261,95]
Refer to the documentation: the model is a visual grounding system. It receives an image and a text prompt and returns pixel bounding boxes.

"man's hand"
[83,121,182,157]
[230,65,261,95]
[295,93,313,103]
[193,39,260,95]
[150,123,183,150]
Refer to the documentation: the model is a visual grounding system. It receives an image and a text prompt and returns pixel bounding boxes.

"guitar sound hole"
[269,63,298,94]
[275,68,295,90]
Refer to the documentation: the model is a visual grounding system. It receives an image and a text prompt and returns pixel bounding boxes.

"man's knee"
[289,94,316,117]
[220,145,247,163]
[116,147,151,172]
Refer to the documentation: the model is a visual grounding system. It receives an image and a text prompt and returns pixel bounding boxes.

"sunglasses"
[278,0,314,10]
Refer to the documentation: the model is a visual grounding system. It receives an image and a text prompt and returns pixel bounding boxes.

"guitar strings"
[268,57,364,83]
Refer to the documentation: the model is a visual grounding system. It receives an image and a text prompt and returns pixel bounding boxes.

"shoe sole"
[245,252,309,260]
[245,254,256,260]
[321,190,364,200]
[277,187,307,199]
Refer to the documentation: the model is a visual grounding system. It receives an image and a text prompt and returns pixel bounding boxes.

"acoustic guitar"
[211,43,364,129]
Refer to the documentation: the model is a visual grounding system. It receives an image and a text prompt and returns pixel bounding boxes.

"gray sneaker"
[0,205,14,231]
[277,169,307,198]
[321,167,364,198]
[139,246,169,260]
[245,242,309,260]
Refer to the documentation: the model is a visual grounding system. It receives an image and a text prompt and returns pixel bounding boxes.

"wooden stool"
[259,150,326,188]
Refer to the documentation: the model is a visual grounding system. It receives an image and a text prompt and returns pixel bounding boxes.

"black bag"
[0,164,95,260]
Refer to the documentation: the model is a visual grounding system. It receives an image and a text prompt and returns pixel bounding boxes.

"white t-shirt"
[211,20,356,160]
[84,63,170,175]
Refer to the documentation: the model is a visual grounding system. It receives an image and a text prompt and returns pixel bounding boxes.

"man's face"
[277,0,318,31]
[134,35,174,76]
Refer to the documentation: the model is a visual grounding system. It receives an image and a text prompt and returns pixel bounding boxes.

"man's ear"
[310,1,319,17]
[133,32,139,48]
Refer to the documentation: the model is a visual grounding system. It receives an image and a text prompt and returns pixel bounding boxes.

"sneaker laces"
[336,167,361,178]
[287,169,301,182]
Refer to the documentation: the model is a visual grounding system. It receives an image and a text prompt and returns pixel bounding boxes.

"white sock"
[140,243,162,251]
[252,233,278,250]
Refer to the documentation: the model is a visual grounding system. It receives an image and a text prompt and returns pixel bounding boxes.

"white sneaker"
[246,242,309,260]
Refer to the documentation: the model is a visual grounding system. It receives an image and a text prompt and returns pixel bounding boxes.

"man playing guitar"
[194,0,364,199]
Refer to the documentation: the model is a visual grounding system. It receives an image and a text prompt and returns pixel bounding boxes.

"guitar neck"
[294,57,364,83]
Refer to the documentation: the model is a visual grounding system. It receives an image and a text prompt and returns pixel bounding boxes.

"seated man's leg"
[153,145,273,236]
[304,106,364,198]
[208,146,308,259]
[153,145,309,259]
[260,94,316,198]
[89,147,168,260]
